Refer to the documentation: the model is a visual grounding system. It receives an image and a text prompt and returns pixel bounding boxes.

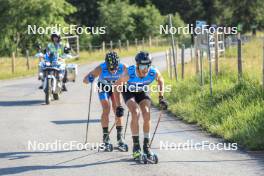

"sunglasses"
[138,64,150,70]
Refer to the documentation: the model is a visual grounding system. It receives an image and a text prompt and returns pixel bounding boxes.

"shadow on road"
[1,155,262,175]
[51,119,101,125]
[0,100,43,107]
[159,156,264,164]
[0,149,100,161]
[0,155,133,176]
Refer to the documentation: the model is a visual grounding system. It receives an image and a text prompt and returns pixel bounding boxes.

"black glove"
[159,96,168,110]
[116,106,124,117]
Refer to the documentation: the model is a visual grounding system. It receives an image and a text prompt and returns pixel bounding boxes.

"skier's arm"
[83,66,102,84]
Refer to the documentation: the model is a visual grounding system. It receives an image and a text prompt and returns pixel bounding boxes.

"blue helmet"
[135,51,152,65]
[105,51,119,70]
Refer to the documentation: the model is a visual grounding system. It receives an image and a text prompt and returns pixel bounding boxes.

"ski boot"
[143,145,158,164]
[99,136,113,152]
[132,144,142,160]
[116,137,128,152]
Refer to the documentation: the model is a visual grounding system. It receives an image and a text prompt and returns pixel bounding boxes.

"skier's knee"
[102,108,110,116]
[131,108,140,119]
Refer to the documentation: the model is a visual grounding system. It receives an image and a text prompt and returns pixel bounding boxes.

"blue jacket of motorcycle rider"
[42,53,65,71]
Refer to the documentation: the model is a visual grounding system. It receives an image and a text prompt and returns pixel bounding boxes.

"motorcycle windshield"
[44,53,58,63]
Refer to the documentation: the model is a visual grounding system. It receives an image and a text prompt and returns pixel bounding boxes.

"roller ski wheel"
[104,143,113,152]
[99,142,113,152]
[116,143,128,152]
[143,152,158,164]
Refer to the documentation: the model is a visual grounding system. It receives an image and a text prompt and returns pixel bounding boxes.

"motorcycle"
[42,56,64,105]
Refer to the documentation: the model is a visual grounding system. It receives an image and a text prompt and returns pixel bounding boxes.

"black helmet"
[135,51,152,65]
[105,51,119,70]
[50,31,61,41]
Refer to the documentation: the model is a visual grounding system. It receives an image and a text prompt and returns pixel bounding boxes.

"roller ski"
[142,145,158,164]
[132,138,158,164]
[103,142,113,152]
[115,138,128,152]
[99,141,113,152]
[99,135,113,152]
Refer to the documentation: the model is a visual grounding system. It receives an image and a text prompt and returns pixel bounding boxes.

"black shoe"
[39,85,43,89]
[62,85,67,91]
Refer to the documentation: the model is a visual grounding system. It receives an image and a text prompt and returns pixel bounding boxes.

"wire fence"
[165,34,264,94]
[0,37,170,75]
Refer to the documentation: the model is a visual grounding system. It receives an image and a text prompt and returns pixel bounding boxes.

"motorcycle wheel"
[45,79,51,104]
[53,93,59,100]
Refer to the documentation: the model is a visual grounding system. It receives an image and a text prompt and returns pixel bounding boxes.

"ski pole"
[123,111,129,139]
[84,82,93,144]
[149,110,163,148]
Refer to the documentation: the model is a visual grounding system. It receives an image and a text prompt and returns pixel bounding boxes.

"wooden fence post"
[181,44,185,80]
[207,33,213,96]
[118,40,122,52]
[149,36,152,47]
[169,48,173,79]
[200,50,204,86]
[194,36,200,74]
[190,45,193,62]
[142,38,145,49]
[165,50,170,77]
[237,38,243,80]
[26,49,30,70]
[12,52,15,73]
[110,40,113,50]
[215,32,219,76]
[262,38,264,89]
[76,35,80,57]
[102,41,105,52]
[88,43,92,53]
[135,38,138,50]
[126,40,129,50]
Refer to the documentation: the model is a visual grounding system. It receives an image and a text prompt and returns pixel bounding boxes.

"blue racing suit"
[97,62,125,100]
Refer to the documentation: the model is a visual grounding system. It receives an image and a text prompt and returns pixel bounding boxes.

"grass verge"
[152,37,264,150]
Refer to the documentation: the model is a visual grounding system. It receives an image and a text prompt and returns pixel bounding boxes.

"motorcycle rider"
[114,51,168,159]
[83,51,128,151]
[39,32,68,91]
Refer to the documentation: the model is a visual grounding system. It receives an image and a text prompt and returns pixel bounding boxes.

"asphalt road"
[0,50,263,176]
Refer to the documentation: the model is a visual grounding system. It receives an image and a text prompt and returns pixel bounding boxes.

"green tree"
[229,0,264,32]
[66,0,102,26]
[0,0,76,56]
[97,0,136,43]
[131,5,164,39]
